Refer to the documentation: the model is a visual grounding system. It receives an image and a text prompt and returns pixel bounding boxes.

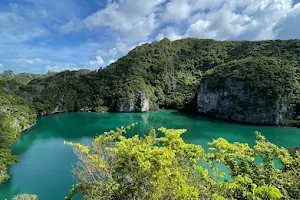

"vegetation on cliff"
[22,39,300,117]
[65,125,300,200]
[12,194,39,200]
[0,79,36,183]
[0,70,52,85]
[25,69,95,114]
[198,57,300,124]
[203,57,299,99]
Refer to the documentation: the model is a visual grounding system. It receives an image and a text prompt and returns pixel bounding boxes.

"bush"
[12,194,38,200]
[65,125,300,200]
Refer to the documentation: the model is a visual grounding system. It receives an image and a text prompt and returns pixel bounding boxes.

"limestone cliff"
[197,58,298,125]
[198,79,293,124]
[113,91,149,112]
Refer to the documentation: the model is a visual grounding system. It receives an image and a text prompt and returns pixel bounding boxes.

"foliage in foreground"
[65,124,300,200]
[12,194,38,200]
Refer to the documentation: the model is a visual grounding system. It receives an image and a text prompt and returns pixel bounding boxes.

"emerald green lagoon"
[1,110,300,200]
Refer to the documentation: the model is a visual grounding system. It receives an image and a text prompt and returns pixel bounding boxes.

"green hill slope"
[23,38,300,122]
[0,80,36,183]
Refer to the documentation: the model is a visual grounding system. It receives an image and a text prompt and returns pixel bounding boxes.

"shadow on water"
[170,110,300,149]
[172,110,295,127]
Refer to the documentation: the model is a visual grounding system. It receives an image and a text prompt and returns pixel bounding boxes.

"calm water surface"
[1,110,300,199]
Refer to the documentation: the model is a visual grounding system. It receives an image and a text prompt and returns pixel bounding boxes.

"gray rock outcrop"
[114,91,149,112]
[51,105,65,114]
[197,78,293,125]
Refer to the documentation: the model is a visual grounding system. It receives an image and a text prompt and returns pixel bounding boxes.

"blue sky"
[0,0,300,74]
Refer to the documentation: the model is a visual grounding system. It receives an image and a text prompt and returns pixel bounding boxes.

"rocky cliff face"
[114,91,149,112]
[37,105,65,116]
[136,91,150,112]
[197,58,298,125]
[1,105,36,129]
[197,79,293,125]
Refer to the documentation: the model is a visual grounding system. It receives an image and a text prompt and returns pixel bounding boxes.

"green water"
[1,110,300,199]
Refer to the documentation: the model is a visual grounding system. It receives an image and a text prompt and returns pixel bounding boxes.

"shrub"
[65,125,300,200]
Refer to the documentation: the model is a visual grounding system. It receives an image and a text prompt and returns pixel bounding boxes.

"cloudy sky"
[0,0,300,73]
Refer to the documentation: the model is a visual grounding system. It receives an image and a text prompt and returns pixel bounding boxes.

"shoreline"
[21,122,37,133]
[177,110,300,129]
[37,109,300,129]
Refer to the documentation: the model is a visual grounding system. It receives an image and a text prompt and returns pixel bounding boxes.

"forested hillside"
[24,38,300,123]
[0,70,54,85]
[198,57,300,125]
[0,79,36,183]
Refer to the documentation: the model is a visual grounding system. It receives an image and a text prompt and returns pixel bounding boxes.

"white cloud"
[59,18,84,34]
[108,48,117,57]
[58,0,167,60]
[41,10,48,17]
[156,33,165,41]
[115,40,131,53]
[0,42,101,73]
[0,12,48,44]
[83,0,166,42]
[163,0,192,21]
[184,0,295,40]
[84,0,164,30]
[186,8,253,40]
[0,64,3,67]
[273,3,300,39]
[24,58,43,64]
[44,65,81,72]
[9,3,18,11]
[187,19,211,37]
[156,27,183,41]
[23,0,83,22]
[167,30,183,41]
[109,59,115,64]
[87,56,104,69]
[96,47,118,58]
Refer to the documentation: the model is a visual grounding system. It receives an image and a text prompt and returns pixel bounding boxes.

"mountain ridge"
[23,38,300,124]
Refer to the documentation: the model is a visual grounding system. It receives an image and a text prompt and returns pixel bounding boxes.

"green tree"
[65,126,299,199]
[12,194,38,200]
[209,132,300,199]
[65,124,215,200]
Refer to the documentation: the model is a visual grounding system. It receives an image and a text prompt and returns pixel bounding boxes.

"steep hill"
[0,70,54,85]
[0,79,36,183]
[23,38,300,125]
[198,57,299,125]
